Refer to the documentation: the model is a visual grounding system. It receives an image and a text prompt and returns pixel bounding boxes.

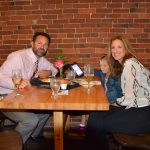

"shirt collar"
[28,48,41,63]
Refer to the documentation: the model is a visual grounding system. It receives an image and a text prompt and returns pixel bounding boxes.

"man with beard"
[0,32,58,143]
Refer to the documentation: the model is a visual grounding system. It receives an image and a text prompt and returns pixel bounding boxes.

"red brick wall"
[0,0,150,69]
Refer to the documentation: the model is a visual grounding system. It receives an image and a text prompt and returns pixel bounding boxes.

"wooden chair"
[0,130,23,150]
[0,111,23,150]
[113,133,150,150]
[0,111,6,130]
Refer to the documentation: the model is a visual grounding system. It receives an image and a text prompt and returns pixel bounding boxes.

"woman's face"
[111,39,126,63]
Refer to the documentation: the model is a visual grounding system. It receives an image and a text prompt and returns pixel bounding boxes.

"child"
[94,54,122,104]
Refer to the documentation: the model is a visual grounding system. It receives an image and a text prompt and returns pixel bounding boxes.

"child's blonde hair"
[99,54,112,73]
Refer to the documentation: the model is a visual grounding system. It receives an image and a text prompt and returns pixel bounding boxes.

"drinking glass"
[12,69,22,97]
[84,64,94,94]
[66,70,76,85]
[50,78,61,99]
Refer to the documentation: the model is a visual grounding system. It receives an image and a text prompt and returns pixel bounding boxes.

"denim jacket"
[94,69,122,104]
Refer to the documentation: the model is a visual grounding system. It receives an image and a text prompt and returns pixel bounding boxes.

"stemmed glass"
[66,70,76,85]
[84,64,94,94]
[50,78,61,99]
[12,69,23,97]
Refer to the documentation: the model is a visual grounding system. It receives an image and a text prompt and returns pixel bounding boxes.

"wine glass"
[50,78,61,99]
[12,69,22,97]
[84,64,94,94]
[66,70,76,85]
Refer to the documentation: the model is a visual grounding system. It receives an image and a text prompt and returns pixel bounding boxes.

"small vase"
[59,67,63,79]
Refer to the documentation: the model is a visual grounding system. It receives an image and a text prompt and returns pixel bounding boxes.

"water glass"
[66,70,76,85]
[50,78,61,99]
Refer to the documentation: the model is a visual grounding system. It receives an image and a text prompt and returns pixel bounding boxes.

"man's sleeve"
[0,54,19,90]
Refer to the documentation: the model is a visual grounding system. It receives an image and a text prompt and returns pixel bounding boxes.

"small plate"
[74,78,86,83]
[40,78,71,85]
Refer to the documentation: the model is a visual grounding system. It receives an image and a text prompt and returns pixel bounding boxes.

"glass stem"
[15,85,22,97]
[16,85,19,95]
[87,82,90,94]
[17,89,20,95]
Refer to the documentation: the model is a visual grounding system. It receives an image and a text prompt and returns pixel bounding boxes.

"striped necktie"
[32,59,39,78]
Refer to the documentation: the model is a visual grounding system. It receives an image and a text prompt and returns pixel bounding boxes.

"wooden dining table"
[0,80,109,150]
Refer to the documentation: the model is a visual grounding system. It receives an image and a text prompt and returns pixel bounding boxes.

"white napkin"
[79,80,101,88]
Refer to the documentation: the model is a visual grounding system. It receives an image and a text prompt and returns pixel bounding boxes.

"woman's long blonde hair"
[108,35,136,76]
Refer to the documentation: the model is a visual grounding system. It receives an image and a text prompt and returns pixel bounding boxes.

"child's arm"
[106,75,122,104]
